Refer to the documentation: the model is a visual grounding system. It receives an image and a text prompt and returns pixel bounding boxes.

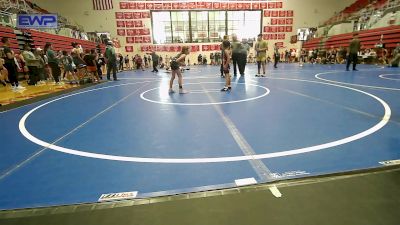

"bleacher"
[28,29,105,52]
[323,25,400,49]
[1,25,105,54]
[0,25,20,53]
[302,37,324,50]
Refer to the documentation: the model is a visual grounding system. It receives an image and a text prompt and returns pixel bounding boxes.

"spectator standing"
[105,41,118,80]
[1,37,24,90]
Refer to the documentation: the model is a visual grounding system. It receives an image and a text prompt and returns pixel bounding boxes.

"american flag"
[93,0,113,10]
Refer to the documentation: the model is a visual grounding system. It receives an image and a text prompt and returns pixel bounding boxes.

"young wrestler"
[169,46,189,94]
[221,40,232,92]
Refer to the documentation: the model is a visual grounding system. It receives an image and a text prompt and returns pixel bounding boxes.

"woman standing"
[44,43,61,84]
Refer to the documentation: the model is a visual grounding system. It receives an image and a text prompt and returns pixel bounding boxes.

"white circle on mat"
[19,78,391,163]
[379,74,400,81]
[140,82,270,106]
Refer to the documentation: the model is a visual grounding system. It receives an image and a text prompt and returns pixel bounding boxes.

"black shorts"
[171,61,180,70]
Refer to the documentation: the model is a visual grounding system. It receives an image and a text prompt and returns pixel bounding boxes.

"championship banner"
[143,36,152,43]
[271,11,279,17]
[285,26,293,32]
[126,37,135,43]
[133,12,142,19]
[129,2,136,9]
[286,18,293,25]
[115,12,124,19]
[287,10,294,17]
[125,46,133,52]
[135,20,143,27]
[116,21,125,27]
[154,3,163,9]
[163,3,172,9]
[135,36,143,43]
[268,2,276,8]
[119,2,128,9]
[260,2,268,9]
[125,21,134,28]
[137,2,145,9]
[124,12,133,19]
[142,12,150,18]
[252,3,260,9]
[117,29,126,36]
[146,3,154,9]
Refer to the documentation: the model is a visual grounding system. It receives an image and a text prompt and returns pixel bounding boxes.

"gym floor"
[0,63,399,219]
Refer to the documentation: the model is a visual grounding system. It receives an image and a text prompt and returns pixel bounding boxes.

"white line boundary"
[18,78,391,163]
[315,71,400,91]
[378,74,400,81]
[140,82,270,106]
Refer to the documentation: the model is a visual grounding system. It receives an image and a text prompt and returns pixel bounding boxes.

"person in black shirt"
[1,37,24,90]
[83,49,99,82]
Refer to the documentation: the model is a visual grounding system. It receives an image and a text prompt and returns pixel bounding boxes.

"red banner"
[278,26,285,32]
[271,18,277,25]
[243,3,251,9]
[135,20,143,27]
[119,2,128,9]
[146,3,154,10]
[286,10,294,17]
[236,3,243,10]
[126,29,135,36]
[205,2,213,9]
[179,2,188,9]
[213,2,221,9]
[142,12,150,18]
[275,41,284,47]
[133,12,141,19]
[129,2,136,9]
[189,2,196,9]
[197,2,205,9]
[279,11,286,17]
[228,3,236,10]
[271,11,279,17]
[143,36,152,43]
[135,37,143,43]
[137,2,145,10]
[124,12,132,19]
[163,3,172,9]
[260,2,268,9]
[264,11,270,17]
[115,12,124,19]
[285,26,293,32]
[143,28,150,35]
[172,2,180,9]
[220,2,228,10]
[154,3,163,10]
[268,2,276,9]
[252,3,260,10]
[125,46,133,52]
[125,21,134,28]
[276,2,283,8]
[116,21,125,27]
[117,29,126,36]
[286,18,293,25]
[126,37,134,43]
[278,34,285,40]
[191,45,200,52]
